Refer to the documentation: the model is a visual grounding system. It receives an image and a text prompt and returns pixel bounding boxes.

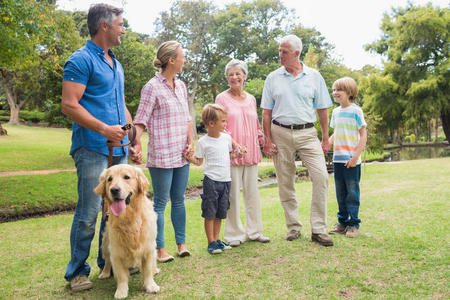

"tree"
[359,73,405,144]
[0,0,80,124]
[366,4,450,141]
[112,31,157,116]
[154,0,218,138]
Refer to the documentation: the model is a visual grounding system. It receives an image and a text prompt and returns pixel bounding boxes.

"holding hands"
[231,143,247,159]
[263,141,277,158]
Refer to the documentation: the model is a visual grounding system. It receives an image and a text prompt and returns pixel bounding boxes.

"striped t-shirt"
[330,104,367,164]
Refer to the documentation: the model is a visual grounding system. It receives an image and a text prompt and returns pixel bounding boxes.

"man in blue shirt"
[61,3,135,291]
[261,34,333,247]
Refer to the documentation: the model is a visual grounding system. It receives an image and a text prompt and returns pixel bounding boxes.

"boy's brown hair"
[201,103,227,125]
[332,77,358,102]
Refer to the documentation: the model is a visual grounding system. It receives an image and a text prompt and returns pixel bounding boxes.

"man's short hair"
[201,104,227,125]
[280,35,303,55]
[87,3,123,37]
[333,77,358,102]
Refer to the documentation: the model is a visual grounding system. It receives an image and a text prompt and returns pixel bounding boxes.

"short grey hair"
[87,3,123,37]
[224,59,248,79]
[280,35,303,56]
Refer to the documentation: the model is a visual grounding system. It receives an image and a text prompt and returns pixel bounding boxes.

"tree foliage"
[112,32,156,116]
[0,1,82,124]
[365,3,449,141]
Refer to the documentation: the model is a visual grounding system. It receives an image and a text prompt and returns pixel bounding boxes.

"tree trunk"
[188,74,199,140]
[0,123,7,136]
[427,120,432,142]
[441,108,450,142]
[8,105,20,124]
[396,129,402,145]
[1,69,24,125]
[434,117,439,143]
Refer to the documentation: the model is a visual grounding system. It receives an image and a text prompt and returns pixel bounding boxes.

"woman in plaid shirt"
[133,41,194,262]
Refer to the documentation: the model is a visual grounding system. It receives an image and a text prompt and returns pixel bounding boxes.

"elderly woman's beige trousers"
[224,164,264,243]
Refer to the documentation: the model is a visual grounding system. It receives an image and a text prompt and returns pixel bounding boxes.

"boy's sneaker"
[207,241,223,254]
[345,226,359,238]
[217,239,232,250]
[70,275,92,292]
[329,223,347,234]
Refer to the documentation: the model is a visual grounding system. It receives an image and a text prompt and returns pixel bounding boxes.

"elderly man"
[61,3,135,291]
[261,34,333,246]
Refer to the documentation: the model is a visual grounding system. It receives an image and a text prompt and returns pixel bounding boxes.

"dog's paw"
[98,270,111,279]
[114,287,128,299]
[144,281,160,294]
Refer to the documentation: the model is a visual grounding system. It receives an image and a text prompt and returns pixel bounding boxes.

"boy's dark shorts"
[201,175,231,219]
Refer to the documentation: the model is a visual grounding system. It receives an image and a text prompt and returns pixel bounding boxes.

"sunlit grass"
[0,158,448,298]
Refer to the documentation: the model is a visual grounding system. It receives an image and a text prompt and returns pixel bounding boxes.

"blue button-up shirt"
[261,63,332,125]
[63,40,128,156]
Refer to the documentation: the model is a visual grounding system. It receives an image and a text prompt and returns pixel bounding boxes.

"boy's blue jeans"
[333,163,361,228]
[149,164,190,249]
[65,147,127,282]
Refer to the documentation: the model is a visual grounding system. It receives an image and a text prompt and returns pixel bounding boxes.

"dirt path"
[0,168,77,177]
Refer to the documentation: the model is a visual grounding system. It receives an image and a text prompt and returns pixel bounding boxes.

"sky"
[56,0,448,70]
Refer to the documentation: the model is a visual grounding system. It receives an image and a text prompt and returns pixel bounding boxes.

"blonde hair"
[201,103,227,125]
[153,41,181,70]
[333,77,358,102]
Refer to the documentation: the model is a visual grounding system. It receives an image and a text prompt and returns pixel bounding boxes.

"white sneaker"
[228,240,241,247]
[252,235,270,243]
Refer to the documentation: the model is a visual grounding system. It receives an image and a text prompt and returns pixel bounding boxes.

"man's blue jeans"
[149,164,190,249]
[64,147,127,282]
[333,163,361,228]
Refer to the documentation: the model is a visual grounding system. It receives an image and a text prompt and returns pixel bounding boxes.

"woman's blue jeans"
[333,163,361,228]
[149,164,190,249]
[64,147,127,282]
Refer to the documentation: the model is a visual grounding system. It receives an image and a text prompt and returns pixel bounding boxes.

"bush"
[43,101,72,129]
[404,133,416,144]
[0,110,45,123]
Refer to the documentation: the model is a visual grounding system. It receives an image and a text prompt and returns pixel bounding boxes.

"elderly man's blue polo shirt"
[63,40,128,157]
[261,63,332,125]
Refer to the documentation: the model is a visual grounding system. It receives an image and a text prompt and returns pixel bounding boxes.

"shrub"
[0,110,45,123]
[43,101,72,128]
[404,133,416,144]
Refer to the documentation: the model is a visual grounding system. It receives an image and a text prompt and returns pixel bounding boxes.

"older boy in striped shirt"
[328,77,367,238]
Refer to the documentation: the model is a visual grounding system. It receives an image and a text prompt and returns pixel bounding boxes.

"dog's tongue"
[110,199,126,216]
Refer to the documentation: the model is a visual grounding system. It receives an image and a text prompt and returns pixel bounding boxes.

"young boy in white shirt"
[185,104,242,254]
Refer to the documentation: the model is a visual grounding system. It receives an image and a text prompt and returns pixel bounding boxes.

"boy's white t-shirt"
[195,132,232,182]
[330,103,367,164]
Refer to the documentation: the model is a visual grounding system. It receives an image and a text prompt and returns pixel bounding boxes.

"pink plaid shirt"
[134,72,190,168]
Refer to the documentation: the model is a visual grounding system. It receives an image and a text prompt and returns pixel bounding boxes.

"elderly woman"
[133,41,193,262]
[215,59,270,247]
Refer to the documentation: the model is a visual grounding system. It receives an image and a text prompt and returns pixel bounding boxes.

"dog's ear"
[94,168,108,198]
[135,167,149,194]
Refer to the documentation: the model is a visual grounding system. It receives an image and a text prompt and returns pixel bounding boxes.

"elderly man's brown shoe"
[286,230,301,241]
[311,233,333,246]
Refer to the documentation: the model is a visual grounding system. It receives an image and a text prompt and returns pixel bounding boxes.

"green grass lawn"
[0,158,448,299]
[0,124,151,171]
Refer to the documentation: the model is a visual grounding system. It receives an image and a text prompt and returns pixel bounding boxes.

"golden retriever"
[94,164,159,299]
